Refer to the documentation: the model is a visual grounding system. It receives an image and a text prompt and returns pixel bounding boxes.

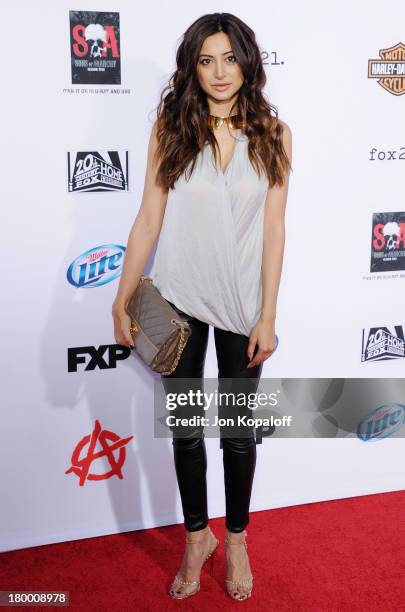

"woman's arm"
[112,122,168,347]
[260,120,292,324]
[246,120,292,368]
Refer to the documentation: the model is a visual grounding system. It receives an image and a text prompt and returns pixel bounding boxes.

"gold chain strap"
[162,321,188,375]
[129,321,138,334]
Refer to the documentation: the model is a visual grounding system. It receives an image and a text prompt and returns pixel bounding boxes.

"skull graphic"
[383,221,400,251]
[84,23,107,58]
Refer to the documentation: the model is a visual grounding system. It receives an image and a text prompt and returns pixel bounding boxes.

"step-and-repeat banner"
[1,1,405,552]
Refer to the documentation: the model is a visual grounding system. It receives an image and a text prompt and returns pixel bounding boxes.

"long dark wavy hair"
[153,12,292,191]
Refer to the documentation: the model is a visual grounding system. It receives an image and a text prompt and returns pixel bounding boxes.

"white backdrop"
[1,0,405,553]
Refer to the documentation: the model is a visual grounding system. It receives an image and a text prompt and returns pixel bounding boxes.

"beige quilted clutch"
[125,276,192,375]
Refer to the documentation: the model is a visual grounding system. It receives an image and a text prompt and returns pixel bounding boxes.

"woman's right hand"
[112,306,135,349]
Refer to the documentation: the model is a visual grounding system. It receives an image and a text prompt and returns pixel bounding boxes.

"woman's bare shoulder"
[277,118,292,137]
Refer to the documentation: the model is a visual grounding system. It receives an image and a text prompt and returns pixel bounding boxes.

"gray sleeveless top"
[150,129,269,336]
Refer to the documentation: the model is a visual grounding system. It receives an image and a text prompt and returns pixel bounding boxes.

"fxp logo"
[67,244,125,288]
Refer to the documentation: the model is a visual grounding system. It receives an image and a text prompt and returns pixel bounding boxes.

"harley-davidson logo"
[368,42,405,95]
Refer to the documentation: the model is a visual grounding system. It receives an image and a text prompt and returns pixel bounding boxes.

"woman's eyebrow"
[198,50,233,57]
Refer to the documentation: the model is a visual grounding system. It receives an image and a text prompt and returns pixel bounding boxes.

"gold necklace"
[207,113,247,130]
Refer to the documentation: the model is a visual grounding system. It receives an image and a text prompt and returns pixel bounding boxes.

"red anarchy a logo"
[65,419,133,486]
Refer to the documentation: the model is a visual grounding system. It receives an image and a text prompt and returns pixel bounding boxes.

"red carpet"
[1,490,405,611]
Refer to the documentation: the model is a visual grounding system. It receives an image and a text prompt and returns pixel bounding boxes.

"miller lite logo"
[66,244,126,288]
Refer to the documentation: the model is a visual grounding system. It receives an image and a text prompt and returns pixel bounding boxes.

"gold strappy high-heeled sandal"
[169,526,219,600]
[225,530,253,601]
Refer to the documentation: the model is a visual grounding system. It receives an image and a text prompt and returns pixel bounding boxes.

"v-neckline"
[208,129,241,176]
[219,135,238,175]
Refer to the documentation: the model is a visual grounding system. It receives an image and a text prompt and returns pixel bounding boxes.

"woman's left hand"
[246,317,277,368]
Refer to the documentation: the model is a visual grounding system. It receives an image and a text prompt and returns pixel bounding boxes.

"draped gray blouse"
[150,129,269,336]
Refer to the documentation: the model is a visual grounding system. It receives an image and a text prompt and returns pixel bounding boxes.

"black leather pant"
[161,300,263,534]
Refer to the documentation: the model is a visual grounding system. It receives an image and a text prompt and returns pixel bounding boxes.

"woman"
[112,12,292,602]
